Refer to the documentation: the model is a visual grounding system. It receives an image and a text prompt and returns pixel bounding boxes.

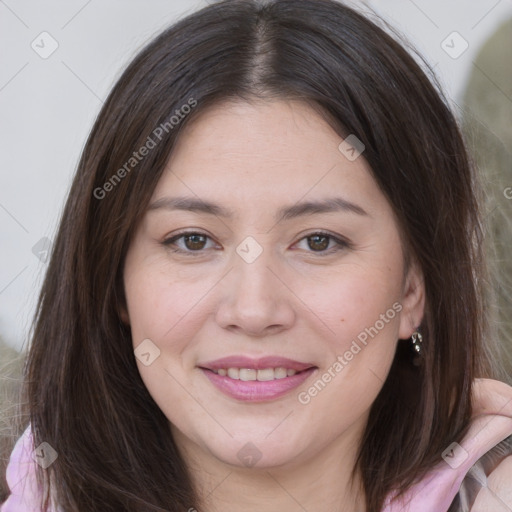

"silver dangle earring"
[411,330,423,365]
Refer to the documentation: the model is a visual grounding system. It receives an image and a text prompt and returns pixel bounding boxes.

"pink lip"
[200,367,317,402]
[198,355,318,402]
[198,355,315,372]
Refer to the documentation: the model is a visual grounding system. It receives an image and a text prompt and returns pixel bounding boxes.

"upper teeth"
[214,367,298,381]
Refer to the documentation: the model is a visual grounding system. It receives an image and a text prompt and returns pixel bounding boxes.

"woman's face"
[122,99,424,470]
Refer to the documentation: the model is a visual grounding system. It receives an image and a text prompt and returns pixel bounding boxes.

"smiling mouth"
[199,365,318,402]
[204,367,309,381]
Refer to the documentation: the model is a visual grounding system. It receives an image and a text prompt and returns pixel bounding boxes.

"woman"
[2,0,512,510]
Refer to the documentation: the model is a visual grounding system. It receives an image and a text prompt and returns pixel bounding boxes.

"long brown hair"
[5,0,501,510]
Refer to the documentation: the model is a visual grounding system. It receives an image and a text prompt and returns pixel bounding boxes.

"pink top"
[2,378,512,511]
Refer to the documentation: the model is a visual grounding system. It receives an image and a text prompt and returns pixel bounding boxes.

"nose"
[214,245,296,337]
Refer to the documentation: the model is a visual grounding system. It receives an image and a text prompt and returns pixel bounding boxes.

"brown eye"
[163,232,215,253]
[163,230,349,257]
[294,231,349,255]
[182,234,207,250]
[307,234,330,252]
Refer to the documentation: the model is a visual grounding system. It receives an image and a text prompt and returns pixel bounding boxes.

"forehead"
[152,99,388,221]
[169,98,342,169]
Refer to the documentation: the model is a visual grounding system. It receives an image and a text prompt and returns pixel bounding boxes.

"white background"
[1,0,511,351]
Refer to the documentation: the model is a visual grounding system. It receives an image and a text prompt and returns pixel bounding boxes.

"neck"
[173,419,367,512]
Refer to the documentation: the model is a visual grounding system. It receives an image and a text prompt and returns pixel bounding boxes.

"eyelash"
[162,230,351,257]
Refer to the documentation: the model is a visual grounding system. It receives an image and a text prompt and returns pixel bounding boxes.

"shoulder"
[1,424,45,512]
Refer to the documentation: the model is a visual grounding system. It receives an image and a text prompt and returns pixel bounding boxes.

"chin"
[205,436,304,471]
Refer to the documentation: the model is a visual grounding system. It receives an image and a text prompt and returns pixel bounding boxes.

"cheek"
[297,278,400,433]
[126,267,205,422]
[303,269,402,346]
[126,264,215,407]
[297,269,402,416]
[125,264,211,346]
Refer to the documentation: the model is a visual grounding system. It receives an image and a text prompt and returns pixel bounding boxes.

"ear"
[119,304,130,325]
[116,288,130,325]
[116,276,130,325]
[398,259,425,340]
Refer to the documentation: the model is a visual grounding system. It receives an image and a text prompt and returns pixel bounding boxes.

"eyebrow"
[147,195,369,222]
